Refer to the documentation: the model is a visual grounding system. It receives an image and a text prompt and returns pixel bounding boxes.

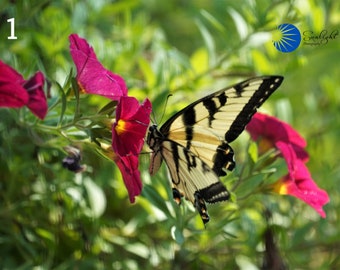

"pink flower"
[69,34,152,202]
[111,96,152,203]
[246,112,329,217]
[112,96,152,156]
[273,159,329,218]
[0,60,47,120]
[69,34,127,100]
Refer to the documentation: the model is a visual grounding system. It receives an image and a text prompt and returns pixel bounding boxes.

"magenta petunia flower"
[69,34,151,202]
[0,60,47,119]
[112,96,152,157]
[69,34,127,100]
[246,112,329,217]
[273,159,330,218]
[110,96,152,202]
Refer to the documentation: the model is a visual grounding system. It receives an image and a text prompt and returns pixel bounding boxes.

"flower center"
[258,137,275,155]
[77,81,86,93]
[115,119,127,135]
[272,178,289,195]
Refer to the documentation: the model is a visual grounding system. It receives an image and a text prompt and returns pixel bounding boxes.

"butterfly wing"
[147,75,283,224]
[159,76,283,176]
[160,140,230,223]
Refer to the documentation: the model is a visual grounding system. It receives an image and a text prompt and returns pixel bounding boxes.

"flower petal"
[275,141,297,176]
[0,61,28,107]
[69,34,127,100]
[0,82,29,108]
[114,154,142,203]
[246,113,308,161]
[24,71,48,120]
[112,97,152,156]
[0,60,25,85]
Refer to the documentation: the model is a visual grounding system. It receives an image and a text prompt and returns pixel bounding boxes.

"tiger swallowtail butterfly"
[147,76,284,224]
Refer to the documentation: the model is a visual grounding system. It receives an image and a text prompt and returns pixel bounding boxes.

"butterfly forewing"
[162,76,283,140]
[147,75,284,224]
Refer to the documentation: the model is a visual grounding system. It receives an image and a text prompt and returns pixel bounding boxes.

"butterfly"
[146,76,284,224]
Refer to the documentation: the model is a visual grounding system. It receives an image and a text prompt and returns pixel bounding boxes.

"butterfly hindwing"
[160,140,230,223]
[147,75,284,224]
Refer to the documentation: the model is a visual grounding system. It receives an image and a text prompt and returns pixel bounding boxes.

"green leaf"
[125,242,150,259]
[228,8,248,40]
[71,78,81,119]
[171,225,184,245]
[100,0,140,15]
[141,185,173,219]
[55,82,67,126]
[138,57,156,88]
[35,228,55,243]
[200,10,226,33]
[190,48,209,74]
[84,177,107,218]
[195,19,217,66]
[248,141,258,163]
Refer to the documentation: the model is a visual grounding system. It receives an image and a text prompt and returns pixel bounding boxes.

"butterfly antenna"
[156,93,173,124]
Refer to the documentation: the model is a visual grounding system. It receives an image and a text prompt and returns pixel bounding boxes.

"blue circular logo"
[273,24,301,53]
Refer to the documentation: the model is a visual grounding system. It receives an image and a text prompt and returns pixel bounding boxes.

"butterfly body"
[147,76,284,224]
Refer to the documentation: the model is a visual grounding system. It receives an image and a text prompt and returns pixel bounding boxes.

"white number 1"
[7,18,18,40]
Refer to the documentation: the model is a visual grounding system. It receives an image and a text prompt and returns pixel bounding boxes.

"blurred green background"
[0,0,339,269]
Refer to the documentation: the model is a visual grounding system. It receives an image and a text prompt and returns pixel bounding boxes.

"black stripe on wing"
[202,92,227,127]
[224,76,283,142]
[169,140,181,185]
[212,142,235,177]
[199,182,230,203]
[194,192,210,224]
[182,107,195,149]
